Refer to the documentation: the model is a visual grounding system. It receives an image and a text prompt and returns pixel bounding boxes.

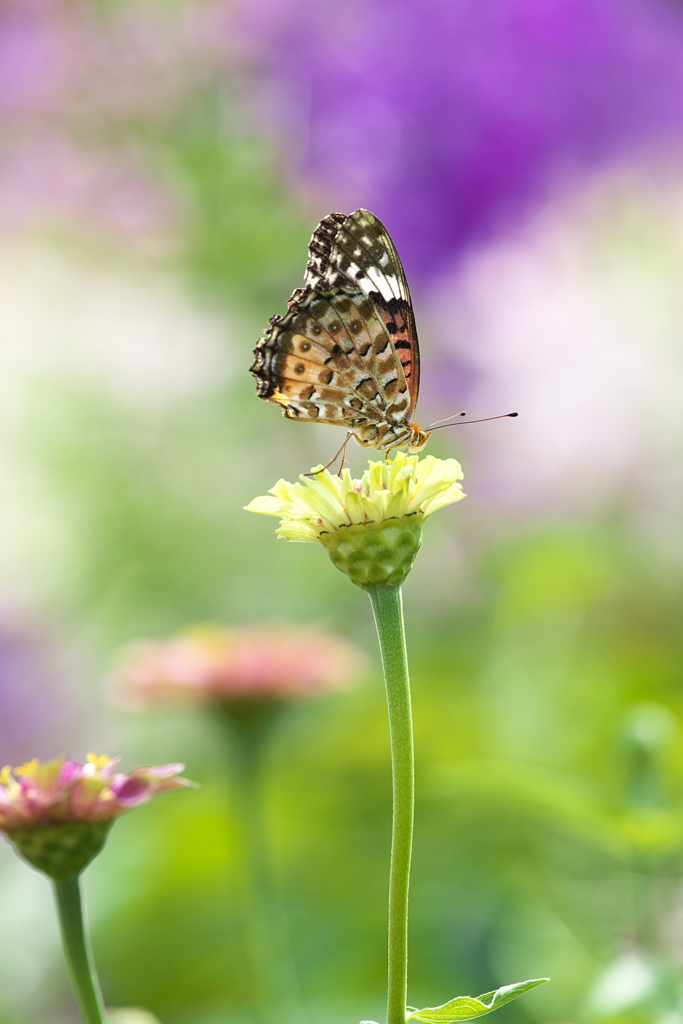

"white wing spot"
[372,272,400,301]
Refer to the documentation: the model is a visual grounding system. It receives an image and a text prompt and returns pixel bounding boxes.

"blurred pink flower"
[0,753,193,831]
[0,754,194,878]
[0,615,75,766]
[0,133,178,237]
[114,624,365,708]
[0,0,231,240]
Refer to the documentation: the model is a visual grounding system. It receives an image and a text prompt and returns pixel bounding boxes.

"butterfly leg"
[336,432,354,476]
[304,432,353,477]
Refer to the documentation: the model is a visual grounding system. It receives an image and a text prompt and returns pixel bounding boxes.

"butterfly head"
[405,423,432,453]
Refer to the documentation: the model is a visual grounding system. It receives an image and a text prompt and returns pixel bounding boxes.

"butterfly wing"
[251,210,421,447]
[305,210,421,419]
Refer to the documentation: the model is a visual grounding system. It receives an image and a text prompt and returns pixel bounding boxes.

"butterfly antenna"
[426,411,467,429]
[428,412,518,432]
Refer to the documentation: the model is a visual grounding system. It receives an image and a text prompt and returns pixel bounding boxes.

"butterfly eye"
[295,363,306,374]
[349,319,362,334]
[311,325,322,336]
[300,342,311,352]
[329,322,341,333]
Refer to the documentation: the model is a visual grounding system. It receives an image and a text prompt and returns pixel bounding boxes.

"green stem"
[218,705,301,1024]
[368,584,414,1024]
[53,874,107,1024]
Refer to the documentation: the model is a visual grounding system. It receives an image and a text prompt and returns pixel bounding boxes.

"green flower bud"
[8,821,113,881]
[321,514,424,589]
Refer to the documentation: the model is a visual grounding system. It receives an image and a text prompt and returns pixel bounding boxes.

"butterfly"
[250,209,431,454]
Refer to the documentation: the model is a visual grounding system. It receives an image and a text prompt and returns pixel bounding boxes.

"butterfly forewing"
[252,209,426,452]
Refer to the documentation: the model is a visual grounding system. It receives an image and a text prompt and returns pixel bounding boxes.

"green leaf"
[406,977,549,1022]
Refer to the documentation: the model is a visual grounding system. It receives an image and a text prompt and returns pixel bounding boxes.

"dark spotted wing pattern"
[251,210,430,454]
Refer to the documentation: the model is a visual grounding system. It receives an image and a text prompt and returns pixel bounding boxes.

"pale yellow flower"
[245,453,465,588]
[245,452,465,542]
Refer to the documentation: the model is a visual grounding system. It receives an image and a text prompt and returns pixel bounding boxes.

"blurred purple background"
[243,0,683,278]
[4,0,683,268]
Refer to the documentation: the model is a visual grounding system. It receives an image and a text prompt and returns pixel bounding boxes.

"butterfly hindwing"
[253,286,410,426]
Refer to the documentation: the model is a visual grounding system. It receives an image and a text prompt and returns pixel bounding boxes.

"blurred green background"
[2,2,683,1022]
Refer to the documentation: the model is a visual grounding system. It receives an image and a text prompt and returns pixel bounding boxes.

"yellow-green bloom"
[245,452,465,589]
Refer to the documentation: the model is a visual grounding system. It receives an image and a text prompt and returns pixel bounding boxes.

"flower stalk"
[218,705,299,1024]
[246,453,547,1023]
[368,584,415,1024]
[53,874,108,1024]
[113,625,363,1024]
